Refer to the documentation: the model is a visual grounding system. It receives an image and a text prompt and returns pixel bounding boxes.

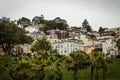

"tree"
[89,50,100,80]
[98,27,105,34]
[34,49,65,80]
[38,56,63,80]
[54,17,68,30]
[82,19,92,32]
[17,17,31,28]
[117,39,120,51]
[32,15,45,25]
[90,50,111,80]
[31,37,52,53]
[65,51,89,80]
[0,17,33,55]
[9,56,36,80]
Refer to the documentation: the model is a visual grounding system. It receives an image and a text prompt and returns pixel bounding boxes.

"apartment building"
[52,39,84,55]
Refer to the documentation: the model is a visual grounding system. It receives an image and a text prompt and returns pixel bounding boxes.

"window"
[61,50,63,54]
[64,50,66,53]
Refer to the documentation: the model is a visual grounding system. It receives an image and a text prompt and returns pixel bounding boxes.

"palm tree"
[98,53,112,80]
[36,53,64,80]
[9,56,36,80]
[89,50,99,80]
[65,51,89,80]
[90,50,111,80]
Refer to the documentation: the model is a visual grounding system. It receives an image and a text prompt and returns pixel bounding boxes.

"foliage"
[65,51,89,80]
[32,15,45,25]
[31,37,52,53]
[116,39,120,50]
[90,50,113,80]
[17,17,31,28]
[98,27,105,34]
[0,17,33,55]
[0,56,120,80]
[82,19,92,32]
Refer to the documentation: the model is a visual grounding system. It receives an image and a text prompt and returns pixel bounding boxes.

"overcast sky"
[0,0,120,30]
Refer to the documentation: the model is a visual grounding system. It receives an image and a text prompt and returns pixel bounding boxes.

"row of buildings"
[22,25,120,57]
[1,24,119,56]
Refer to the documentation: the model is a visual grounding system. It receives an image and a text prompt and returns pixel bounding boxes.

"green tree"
[82,19,92,32]
[32,15,45,25]
[54,17,68,30]
[90,50,111,80]
[0,17,33,55]
[65,51,89,80]
[34,51,65,80]
[17,17,31,28]
[116,39,120,51]
[9,56,36,80]
[98,27,105,34]
[89,50,100,80]
[39,57,63,80]
[31,37,52,53]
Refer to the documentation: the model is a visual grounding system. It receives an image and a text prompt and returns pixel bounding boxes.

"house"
[52,39,84,55]
[105,27,120,37]
[102,39,118,55]
[84,45,94,54]
[25,25,39,33]
[29,31,45,40]
[22,44,32,54]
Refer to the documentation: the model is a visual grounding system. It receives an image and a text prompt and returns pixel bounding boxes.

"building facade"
[52,39,84,55]
[105,27,120,36]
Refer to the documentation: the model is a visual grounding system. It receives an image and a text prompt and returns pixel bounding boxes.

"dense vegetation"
[0,55,119,80]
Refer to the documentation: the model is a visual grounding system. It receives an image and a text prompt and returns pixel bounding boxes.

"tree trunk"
[90,65,94,80]
[73,66,78,80]
[2,43,13,56]
[102,66,106,80]
[95,67,99,80]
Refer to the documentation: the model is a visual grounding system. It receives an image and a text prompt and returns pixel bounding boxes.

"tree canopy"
[82,19,92,32]
[31,37,52,53]
[0,17,33,55]
[17,17,31,28]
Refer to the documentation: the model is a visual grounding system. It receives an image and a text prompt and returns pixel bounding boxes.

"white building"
[52,39,84,55]
[29,31,45,40]
[101,39,118,55]
[25,26,39,33]
[22,44,32,54]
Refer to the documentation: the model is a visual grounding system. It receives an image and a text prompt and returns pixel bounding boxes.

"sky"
[0,0,120,30]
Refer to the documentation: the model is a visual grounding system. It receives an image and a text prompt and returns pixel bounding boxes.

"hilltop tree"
[32,15,45,25]
[17,17,31,28]
[54,17,68,30]
[0,17,33,55]
[98,27,106,34]
[82,19,92,32]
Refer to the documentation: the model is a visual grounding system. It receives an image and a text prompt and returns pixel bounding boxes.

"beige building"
[96,35,115,40]
[84,45,94,54]
[105,27,120,36]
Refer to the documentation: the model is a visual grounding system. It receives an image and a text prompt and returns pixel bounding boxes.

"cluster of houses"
[0,21,120,57]
[22,25,120,57]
